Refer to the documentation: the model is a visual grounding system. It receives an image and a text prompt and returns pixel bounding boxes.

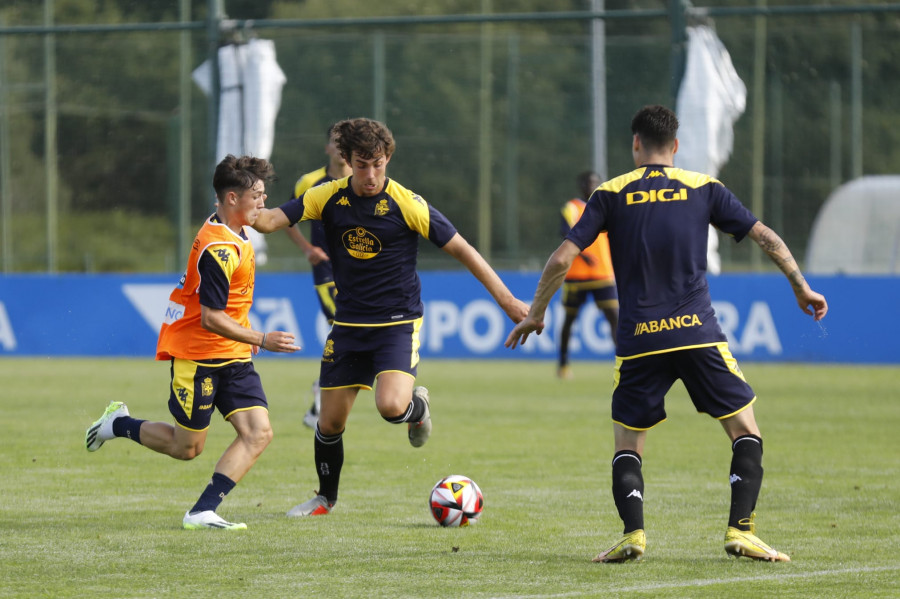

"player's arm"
[196,248,300,353]
[440,233,529,324]
[252,206,292,234]
[505,239,581,349]
[285,226,329,265]
[746,220,828,321]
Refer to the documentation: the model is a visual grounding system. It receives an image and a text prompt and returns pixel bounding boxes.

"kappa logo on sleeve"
[214,248,231,264]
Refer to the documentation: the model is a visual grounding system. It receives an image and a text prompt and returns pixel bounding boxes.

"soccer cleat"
[725,527,790,562]
[408,386,432,448]
[592,529,646,563]
[286,494,333,517]
[302,380,321,429]
[557,365,573,380]
[85,401,129,452]
[182,510,247,530]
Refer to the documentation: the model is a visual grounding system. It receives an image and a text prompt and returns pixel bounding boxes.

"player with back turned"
[252,117,529,517]
[506,105,827,562]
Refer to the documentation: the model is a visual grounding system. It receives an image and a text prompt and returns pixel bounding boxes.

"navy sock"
[111,416,145,445]
[190,472,237,515]
[611,450,644,533]
[314,425,344,504]
[383,392,426,424]
[728,435,764,530]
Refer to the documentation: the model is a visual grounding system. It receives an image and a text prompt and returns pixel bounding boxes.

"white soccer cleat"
[182,510,247,530]
[286,494,333,517]
[408,386,432,448]
[85,401,129,452]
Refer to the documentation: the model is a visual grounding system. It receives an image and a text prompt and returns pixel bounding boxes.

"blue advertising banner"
[0,273,896,364]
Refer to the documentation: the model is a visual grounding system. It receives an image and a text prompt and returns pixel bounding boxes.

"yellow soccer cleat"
[725,516,790,562]
[592,529,646,563]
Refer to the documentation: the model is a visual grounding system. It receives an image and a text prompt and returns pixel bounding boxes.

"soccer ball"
[429,475,483,527]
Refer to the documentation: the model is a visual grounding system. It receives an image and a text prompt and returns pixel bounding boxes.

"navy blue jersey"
[291,166,334,285]
[567,165,757,357]
[279,177,457,325]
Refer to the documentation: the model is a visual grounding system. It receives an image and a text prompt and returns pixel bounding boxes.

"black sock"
[111,416,145,444]
[190,472,236,514]
[314,424,344,504]
[382,392,426,424]
[728,434,764,530]
[611,450,644,533]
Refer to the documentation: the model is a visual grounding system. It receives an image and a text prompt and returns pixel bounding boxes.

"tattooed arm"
[747,221,828,321]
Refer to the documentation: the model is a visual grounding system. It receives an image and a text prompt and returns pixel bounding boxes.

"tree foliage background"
[1,0,898,271]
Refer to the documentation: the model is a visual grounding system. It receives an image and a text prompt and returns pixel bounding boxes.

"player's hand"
[305,246,330,266]
[504,298,531,324]
[261,330,301,353]
[796,288,828,321]
[504,315,545,349]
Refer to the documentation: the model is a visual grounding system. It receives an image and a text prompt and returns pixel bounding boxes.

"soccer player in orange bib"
[557,170,619,379]
[506,105,827,562]
[85,155,300,530]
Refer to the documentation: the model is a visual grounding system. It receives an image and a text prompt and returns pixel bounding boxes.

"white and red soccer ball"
[429,475,483,527]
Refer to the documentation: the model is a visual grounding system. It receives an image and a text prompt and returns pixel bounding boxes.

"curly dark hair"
[332,118,396,162]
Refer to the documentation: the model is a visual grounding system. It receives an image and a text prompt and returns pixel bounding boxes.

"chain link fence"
[1,3,898,273]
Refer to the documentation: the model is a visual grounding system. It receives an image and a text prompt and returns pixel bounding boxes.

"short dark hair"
[631,105,679,151]
[213,155,276,200]
[333,118,396,162]
[576,170,599,199]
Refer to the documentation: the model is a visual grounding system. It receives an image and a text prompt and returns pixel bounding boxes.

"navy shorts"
[167,358,268,431]
[319,319,422,390]
[561,279,618,312]
[611,343,756,430]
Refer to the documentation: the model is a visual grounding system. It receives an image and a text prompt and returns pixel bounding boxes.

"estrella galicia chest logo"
[342,227,382,259]
[374,199,390,216]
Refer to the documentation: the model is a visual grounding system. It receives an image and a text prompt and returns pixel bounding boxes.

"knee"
[242,425,273,454]
[375,395,409,419]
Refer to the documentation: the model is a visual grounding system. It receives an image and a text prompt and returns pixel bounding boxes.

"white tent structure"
[675,25,747,275]
[192,38,287,265]
[806,176,900,274]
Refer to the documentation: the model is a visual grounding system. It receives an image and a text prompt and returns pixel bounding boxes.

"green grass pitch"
[0,358,897,598]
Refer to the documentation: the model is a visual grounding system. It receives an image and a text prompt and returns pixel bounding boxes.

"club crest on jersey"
[342,227,382,259]
[374,199,390,216]
[201,376,213,397]
[626,188,688,204]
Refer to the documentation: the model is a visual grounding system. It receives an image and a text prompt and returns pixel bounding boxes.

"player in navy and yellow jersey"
[557,170,619,379]
[253,117,529,517]
[284,124,352,429]
[507,105,827,563]
[84,155,300,530]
